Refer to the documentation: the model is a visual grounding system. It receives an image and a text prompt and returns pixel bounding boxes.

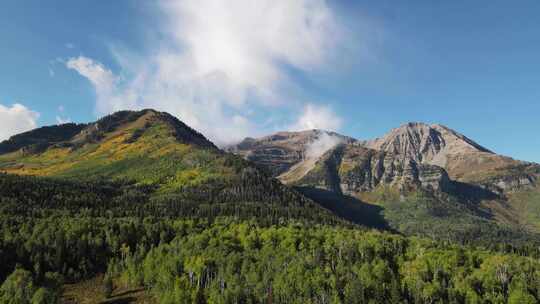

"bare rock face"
[294,144,452,196]
[226,130,356,176]
[230,123,538,196]
[473,163,540,195]
[229,128,453,195]
[363,122,539,193]
[364,122,491,167]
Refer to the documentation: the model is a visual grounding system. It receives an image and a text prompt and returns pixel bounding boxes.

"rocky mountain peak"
[364,122,492,168]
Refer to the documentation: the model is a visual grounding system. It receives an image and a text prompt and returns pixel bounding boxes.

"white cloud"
[161,0,341,105]
[48,67,55,77]
[56,116,71,124]
[65,43,75,49]
[66,0,347,145]
[66,56,137,113]
[0,103,40,141]
[289,103,343,132]
[305,132,345,159]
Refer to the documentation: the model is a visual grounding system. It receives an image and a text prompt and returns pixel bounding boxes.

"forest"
[1,172,540,303]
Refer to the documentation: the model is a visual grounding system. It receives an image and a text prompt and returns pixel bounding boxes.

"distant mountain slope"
[0,123,87,155]
[286,143,450,194]
[364,122,539,192]
[0,109,220,183]
[231,124,539,195]
[0,109,342,224]
[365,122,492,161]
[230,125,540,241]
[227,129,356,176]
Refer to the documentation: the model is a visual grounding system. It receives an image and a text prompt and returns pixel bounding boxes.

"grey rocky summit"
[229,123,539,196]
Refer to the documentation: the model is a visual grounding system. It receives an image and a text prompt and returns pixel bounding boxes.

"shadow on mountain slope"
[452,181,499,203]
[295,186,392,231]
[449,181,501,219]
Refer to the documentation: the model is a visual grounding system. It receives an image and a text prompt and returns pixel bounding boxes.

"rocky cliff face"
[230,124,539,196]
[364,122,491,167]
[226,130,356,176]
[293,144,452,196]
[229,128,454,195]
[363,122,539,192]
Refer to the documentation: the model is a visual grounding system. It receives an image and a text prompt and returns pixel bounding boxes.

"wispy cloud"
[55,116,71,124]
[0,103,40,141]
[305,132,345,159]
[289,103,343,132]
[66,0,350,145]
[66,56,136,113]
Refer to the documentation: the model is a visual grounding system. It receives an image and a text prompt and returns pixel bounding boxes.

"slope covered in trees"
[113,221,540,304]
[0,171,344,303]
[1,171,540,303]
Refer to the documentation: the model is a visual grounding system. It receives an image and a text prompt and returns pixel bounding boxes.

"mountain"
[0,109,217,179]
[0,109,341,224]
[229,124,540,242]
[226,129,356,176]
[231,123,539,196]
[292,143,452,194]
[2,110,539,242]
[364,122,539,194]
[229,127,454,193]
[364,122,492,164]
[0,123,87,155]
[2,110,540,303]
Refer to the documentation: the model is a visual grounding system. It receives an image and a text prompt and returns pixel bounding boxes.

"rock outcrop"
[364,122,491,167]
[227,130,356,176]
[363,122,539,193]
[229,123,539,196]
[294,144,452,196]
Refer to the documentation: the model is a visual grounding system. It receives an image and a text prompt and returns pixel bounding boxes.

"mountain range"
[1,109,539,245]
[229,121,540,242]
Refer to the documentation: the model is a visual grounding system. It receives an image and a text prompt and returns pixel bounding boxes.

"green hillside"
[0,110,341,221]
[0,109,224,189]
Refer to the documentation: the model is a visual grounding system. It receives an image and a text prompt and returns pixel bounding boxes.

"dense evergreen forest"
[1,172,540,303]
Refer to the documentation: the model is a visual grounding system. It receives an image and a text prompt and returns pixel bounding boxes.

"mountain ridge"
[226,129,357,176]
[229,123,540,237]
[2,109,540,241]
[230,123,539,193]
[0,109,346,225]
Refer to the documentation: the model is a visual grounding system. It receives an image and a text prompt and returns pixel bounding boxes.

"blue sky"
[0,1,539,162]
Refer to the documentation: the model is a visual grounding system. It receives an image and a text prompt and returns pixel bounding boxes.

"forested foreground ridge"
[2,216,540,303]
[0,172,539,303]
[0,109,540,303]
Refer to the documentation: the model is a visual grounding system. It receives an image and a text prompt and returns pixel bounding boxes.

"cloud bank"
[66,0,347,145]
[305,132,345,159]
[0,104,40,141]
[289,104,343,132]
